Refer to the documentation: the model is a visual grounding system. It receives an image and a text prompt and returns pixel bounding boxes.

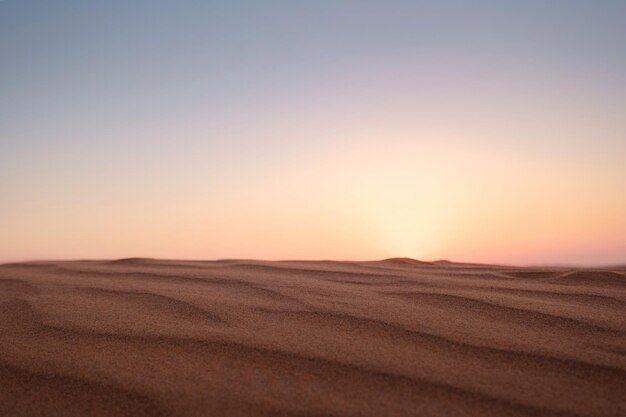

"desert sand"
[0,258,624,417]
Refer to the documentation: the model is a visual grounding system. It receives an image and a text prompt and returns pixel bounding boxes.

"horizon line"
[2,256,625,269]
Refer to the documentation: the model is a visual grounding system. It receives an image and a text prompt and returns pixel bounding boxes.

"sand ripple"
[1,259,625,416]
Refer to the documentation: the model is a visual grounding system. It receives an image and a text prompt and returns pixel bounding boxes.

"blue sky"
[1,1,625,264]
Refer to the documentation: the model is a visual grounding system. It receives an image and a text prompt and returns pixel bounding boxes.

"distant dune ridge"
[0,258,625,417]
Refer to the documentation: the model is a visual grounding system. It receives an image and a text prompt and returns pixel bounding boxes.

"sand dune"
[1,258,625,417]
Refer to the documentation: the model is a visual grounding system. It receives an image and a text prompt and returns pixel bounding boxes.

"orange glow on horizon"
[3,137,624,266]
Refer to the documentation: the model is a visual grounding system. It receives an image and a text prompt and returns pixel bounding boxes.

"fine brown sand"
[1,258,625,417]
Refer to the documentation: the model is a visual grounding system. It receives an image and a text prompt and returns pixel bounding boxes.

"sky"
[1,1,625,265]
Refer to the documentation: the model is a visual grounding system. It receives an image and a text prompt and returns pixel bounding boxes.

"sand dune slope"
[1,259,625,417]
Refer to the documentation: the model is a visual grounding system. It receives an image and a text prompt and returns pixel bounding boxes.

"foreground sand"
[0,258,624,417]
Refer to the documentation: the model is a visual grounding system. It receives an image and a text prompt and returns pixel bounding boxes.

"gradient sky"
[1,1,625,265]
